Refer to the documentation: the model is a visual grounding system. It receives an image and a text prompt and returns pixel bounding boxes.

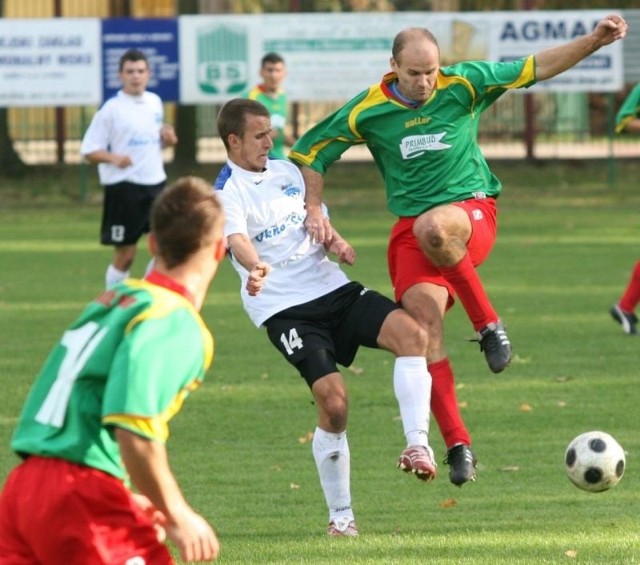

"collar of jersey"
[226,158,268,184]
[381,71,424,109]
[145,270,195,304]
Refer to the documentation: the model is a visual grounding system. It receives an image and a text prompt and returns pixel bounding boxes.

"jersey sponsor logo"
[280,183,301,197]
[404,116,431,128]
[255,211,304,242]
[399,133,451,159]
[127,132,160,147]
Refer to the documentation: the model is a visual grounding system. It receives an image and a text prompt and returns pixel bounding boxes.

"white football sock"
[312,427,354,522]
[105,264,129,288]
[393,356,432,448]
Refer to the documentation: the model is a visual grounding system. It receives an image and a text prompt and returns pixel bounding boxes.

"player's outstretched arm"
[535,14,628,82]
[116,428,220,562]
[226,233,272,296]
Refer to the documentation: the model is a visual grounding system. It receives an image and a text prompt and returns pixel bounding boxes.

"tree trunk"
[173,0,198,169]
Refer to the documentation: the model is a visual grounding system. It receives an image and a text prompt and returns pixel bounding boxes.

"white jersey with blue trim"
[215,158,350,327]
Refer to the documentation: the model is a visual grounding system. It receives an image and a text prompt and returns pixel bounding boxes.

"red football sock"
[428,358,471,448]
[619,261,640,313]
[438,252,498,331]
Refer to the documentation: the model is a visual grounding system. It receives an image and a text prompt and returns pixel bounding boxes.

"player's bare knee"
[326,406,348,431]
[411,322,428,353]
[317,394,348,431]
[398,319,428,356]
[414,214,446,253]
[379,311,428,356]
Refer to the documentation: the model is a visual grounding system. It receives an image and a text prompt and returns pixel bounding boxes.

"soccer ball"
[564,431,625,493]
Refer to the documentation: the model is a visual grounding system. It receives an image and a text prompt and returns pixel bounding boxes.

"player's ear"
[214,238,225,262]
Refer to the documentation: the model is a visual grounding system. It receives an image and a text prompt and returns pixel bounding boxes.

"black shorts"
[100,181,165,246]
[264,281,400,369]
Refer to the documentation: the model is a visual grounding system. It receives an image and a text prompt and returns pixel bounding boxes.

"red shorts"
[387,197,498,305]
[0,456,173,565]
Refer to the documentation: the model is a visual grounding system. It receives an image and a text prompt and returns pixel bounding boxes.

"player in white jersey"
[81,48,178,288]
[215,98,436,537]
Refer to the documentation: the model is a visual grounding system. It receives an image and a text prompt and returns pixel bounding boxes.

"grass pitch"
[1,159,639,563]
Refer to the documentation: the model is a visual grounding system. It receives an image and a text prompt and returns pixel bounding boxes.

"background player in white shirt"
[215,98,436,537]
[81,48,178,288]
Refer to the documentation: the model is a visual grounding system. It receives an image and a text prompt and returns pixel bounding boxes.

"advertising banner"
[490,11,623,92]
[0,11,624,108]
[102,18,179,102]
[0,18,101,107]
[179,10,622,104]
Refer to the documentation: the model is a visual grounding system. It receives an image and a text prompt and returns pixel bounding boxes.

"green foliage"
[1,160,639,563]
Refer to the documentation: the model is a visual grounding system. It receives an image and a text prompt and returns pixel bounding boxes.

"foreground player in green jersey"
[290,15,628,486]
[0,177,224,563]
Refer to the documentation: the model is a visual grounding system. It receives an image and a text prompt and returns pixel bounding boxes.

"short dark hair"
[151,176,224,269]
[119,48,148,72]
[217,98,270,150]
[261,52,285,67]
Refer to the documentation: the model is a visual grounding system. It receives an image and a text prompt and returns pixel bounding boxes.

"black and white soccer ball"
[565,431,625,493]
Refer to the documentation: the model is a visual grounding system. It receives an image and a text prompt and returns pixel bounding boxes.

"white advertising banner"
[0,11,624,107]
[0,19,101,107]
[490,11,623,92]
[179,10,623,104]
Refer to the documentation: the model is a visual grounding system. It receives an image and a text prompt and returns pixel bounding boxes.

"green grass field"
[1,159,639,563]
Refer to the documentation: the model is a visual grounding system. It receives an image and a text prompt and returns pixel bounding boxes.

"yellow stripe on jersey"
[437,73,475,96]
[104,380,201,442]
[289,92,374,168]
[615,115,636,134]
[246,86,261,100]
[500,54,536,90]
[348,86,389,139]
[124,279,214,370]
[289,139,334,168]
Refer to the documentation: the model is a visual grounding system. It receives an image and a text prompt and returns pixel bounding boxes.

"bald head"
[389,27,441,104]
[392,28,439,64]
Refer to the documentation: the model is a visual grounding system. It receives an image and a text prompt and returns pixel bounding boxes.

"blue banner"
[101,18,179,102]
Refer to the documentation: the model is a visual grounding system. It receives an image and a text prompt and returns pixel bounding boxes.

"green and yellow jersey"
[11,273,213,480]
[290,57,537,217]
[615,83,640,133]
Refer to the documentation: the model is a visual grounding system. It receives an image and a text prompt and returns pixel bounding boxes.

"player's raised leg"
[413,202,512,373]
